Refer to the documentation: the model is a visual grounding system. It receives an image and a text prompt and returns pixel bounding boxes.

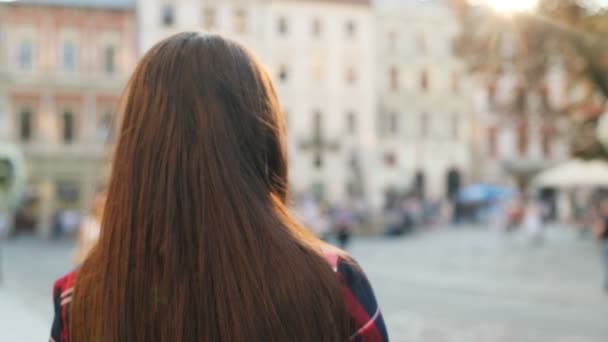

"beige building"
[137,0,378,205]
[374,0,472,201]
[0,0,475,235]
[263,0,376,205]
[0,0,137,235]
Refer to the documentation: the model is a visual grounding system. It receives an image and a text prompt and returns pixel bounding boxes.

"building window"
[420,69,429,92]
[278,16,288,35]
[346,66,357,85]
[104,46,115,74]
[451,72,460,94]
[312,18,322,37]
[346,20,356,37]
[446,168,461,200]
[63,111,75,143]
[63,41,78,72]
[278,65,288,82]
[517,118,528,156]
[203,8,216,30]
[234,9,248,33]
[414,171,426,199]
[389,67,399,91]
[17,40,33,71]
[56,180,80,203]
[346,112,356,135]
[19,109,33,142]
[421,112,429,138]
[161,4,175,27]
[451,113,459,140]
[541,121,554,157]
[389,112,399,135]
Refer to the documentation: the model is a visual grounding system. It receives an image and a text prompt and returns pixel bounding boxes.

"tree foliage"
[456,0,608,159]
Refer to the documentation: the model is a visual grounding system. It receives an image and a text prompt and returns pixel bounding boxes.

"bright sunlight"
[477,0,538,14]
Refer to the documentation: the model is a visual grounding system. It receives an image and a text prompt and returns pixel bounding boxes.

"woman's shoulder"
[52,270,77,316]
[51,271,77,342]
[53,270,77,299]
[321,248,389,341]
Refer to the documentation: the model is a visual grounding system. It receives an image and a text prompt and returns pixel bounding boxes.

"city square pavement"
[1,226,607,341]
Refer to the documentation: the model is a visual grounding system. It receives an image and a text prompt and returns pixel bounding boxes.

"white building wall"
[374,0,472,200]
[264,1,375,205]
[136,0,473,207]
[137,0,377,206]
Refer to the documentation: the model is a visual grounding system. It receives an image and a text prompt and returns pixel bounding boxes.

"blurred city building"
[374,0,472,202]
[455,6,576,190]
[0,0,136,236]
[264,0,375,206]
[470,60,571,187]
[137,0,377,205]
[137,0,470,208]
[0,0,474,234]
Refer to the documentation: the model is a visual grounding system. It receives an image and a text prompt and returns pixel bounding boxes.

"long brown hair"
[70,32,351,341]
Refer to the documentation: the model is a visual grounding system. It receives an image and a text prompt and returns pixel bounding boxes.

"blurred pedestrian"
[440,200,455,228]
[72,188,106,265]
[60,210,82,235]
[523,198,544,245]
[505,197,524,232]
[354,196,371,228]
[334,203,354,249]
[383,202,403,236]
[49,33,387,342]
[594,198,608,292]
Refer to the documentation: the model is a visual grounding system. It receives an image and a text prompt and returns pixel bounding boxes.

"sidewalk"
[0,288,50,340]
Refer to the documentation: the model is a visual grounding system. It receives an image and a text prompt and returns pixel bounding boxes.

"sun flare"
[481,0,538,14]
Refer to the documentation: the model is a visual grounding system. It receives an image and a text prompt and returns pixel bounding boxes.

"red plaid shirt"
[322,251,389,341]
[50,253,388,342]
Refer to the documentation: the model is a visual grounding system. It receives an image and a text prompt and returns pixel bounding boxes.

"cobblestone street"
[1,226,607,341]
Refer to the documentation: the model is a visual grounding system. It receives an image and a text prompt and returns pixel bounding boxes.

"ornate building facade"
[374,0,473,201]
[0,0,136,235]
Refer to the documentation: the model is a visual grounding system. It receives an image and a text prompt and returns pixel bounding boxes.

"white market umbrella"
[534,159,608,188]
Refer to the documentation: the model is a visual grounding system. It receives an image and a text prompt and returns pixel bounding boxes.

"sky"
[468,0,608,13]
